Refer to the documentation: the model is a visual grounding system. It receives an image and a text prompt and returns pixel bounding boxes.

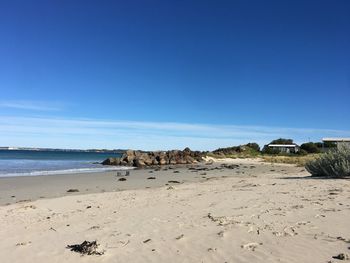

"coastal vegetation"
[305,146,350,178]
[300,141,336,153]
[210,143,261,158]
[261,138,297,154]
[261,154,318,166]
[208,139,323,166]
[300,142,321,153]
[100,139,348,173]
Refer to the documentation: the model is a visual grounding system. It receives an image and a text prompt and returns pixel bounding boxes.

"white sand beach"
[0,158,349,263]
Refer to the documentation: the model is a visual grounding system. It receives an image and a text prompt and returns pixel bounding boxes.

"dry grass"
[261,154,320,166]
[206,152,321,167]
[206,152,260,159]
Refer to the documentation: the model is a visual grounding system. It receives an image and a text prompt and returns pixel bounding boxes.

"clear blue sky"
[0,0,349,150]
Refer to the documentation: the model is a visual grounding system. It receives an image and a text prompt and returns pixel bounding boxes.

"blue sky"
[0,0,349,150]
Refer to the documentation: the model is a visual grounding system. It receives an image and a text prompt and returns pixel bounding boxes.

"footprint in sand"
[241,242,262,251]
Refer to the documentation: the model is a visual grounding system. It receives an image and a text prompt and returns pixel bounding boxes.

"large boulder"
[101,157,121,165]
[184,155,195,164]
[157,156,167,165]
[134,153,153,167]
[134,158,146,168]
[183,147,192,155]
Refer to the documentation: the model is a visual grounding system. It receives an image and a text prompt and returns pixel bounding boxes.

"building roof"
[268,144,299,147]
[322,138,350,142]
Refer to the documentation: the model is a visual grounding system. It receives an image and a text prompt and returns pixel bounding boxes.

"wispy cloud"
[0,101,62,111]
[0,115,349,150]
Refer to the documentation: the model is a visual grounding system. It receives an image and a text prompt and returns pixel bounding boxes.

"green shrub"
[305,146,350,178]
[297,149,308,156]
[269,138,294,144]
[323,141,337,148]
[245,142,260,152]
[212,143,260,156]
[300,142,321,153]
[262,146,280,154]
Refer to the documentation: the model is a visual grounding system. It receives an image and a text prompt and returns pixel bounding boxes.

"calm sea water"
[0,150,126,177]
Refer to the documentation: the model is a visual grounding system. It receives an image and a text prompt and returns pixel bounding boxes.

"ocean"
[0,150,127,177]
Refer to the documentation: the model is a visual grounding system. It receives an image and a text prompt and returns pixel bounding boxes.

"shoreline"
[0,158,298,206]
[0,166,133,179]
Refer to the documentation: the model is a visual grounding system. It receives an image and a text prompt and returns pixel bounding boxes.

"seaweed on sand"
[66,240,104,255]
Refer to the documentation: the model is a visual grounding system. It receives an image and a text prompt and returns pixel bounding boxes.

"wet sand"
[0,159,299,206]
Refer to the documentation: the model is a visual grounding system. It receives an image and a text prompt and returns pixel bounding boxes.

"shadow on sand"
[279,175,350,180]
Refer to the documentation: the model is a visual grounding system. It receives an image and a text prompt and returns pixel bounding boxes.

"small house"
[322,138,350,149]
[267,144,300,153]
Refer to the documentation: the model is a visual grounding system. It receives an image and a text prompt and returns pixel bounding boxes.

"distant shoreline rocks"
[102,148,203,168]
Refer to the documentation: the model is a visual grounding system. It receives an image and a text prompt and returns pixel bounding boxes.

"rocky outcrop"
[102,148,203,168]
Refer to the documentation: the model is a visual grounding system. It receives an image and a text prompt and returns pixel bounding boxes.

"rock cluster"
[102,148,203,168]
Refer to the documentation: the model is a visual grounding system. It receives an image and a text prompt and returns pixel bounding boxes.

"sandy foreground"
[0,158,349,263]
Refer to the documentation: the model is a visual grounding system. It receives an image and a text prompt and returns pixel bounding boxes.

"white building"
[267,144,300,153]
[322,138,350,149]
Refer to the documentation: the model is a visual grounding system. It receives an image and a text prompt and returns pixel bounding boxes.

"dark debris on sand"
[66,240,104,255]
[66,189,79,193]
[332,253,349,260]
[168,180,181,184]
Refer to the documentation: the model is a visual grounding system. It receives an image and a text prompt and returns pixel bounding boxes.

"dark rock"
[221,164,239,169]
[183,147,191,154]
[118,178,127,181]
[147,177,156,180]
